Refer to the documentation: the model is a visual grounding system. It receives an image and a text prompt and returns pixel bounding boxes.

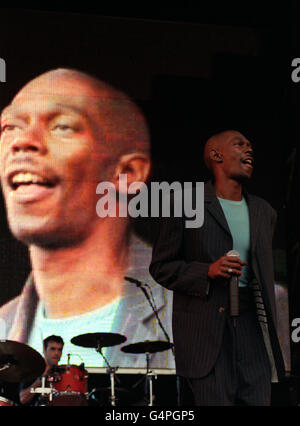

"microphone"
[226,250,240,318]
[125,276,175,361]
[124,276,146,287]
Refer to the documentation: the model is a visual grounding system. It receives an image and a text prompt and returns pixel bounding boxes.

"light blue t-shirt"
[218,196,252,287]
[28,298,121,367]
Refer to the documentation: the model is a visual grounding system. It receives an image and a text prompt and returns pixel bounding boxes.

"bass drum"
[49,364,88,406]
[0,396,14,406]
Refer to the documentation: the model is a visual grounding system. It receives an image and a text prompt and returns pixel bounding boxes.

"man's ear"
[209,148,223,164]
[113,153,151,194]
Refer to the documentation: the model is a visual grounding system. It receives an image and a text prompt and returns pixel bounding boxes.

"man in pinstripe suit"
[150,130,285,405]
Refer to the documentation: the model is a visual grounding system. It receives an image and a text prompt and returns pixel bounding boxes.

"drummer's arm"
[19,365,50,405]
[19,377,42,405]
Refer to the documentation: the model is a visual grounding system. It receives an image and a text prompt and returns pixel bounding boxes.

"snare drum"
[50,364,88,406]
[0,396,14,406]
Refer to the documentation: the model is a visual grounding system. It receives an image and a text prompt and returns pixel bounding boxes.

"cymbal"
[0,340,46,383]
[121,340,173,354]
[71,333,126,349]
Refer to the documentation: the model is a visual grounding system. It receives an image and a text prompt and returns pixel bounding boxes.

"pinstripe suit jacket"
[149,181,285,381]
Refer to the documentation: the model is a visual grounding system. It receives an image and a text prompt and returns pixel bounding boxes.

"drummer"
[19,335,64,405]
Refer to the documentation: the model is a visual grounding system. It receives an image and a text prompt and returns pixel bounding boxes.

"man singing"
[150,130,285,405]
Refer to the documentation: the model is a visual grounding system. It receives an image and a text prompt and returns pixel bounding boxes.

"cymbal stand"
[145,352,157,406]
[31,376,54,406]
[96,343,119,406]
[137,282,176,405]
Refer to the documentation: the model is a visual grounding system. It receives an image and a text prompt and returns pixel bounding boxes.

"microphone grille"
[226,250,240,257]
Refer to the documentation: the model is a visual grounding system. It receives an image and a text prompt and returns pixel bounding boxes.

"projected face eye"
[0,118,23,137]
[50,124,76,137]
[52,124,73,131]
[1,124,17,133]
[49,115,84,137]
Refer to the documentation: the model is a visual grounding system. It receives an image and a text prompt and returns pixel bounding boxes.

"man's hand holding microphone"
[208,250,246,322]
[208,251,247,281]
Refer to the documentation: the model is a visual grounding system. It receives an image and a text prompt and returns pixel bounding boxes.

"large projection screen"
[0,7,290,374]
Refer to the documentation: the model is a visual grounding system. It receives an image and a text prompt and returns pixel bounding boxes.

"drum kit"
[0,334,173,407]
[0,340,46,406]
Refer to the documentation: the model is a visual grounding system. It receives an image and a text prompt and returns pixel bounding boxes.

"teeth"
[12,172,46,185]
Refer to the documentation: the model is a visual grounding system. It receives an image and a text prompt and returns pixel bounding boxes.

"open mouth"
[6,170,59,204]
[241,158,254,168]
[9,172,57,191]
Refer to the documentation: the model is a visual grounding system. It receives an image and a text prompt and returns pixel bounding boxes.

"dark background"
[0,3,299,406]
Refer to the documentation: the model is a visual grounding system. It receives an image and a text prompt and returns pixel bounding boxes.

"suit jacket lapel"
[205,181,232,237]
[8,275,37,342]
[245,192,260,253]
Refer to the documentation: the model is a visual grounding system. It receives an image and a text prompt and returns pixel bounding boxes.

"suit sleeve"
[149,214,211,298]
[270,207,277,238]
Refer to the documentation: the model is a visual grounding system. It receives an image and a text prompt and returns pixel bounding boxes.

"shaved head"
[9,68,151,159]
[204,130,245,171]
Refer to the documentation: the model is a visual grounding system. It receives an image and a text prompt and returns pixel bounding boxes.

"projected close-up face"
[0,72,117,247]
[0,68,171,376]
